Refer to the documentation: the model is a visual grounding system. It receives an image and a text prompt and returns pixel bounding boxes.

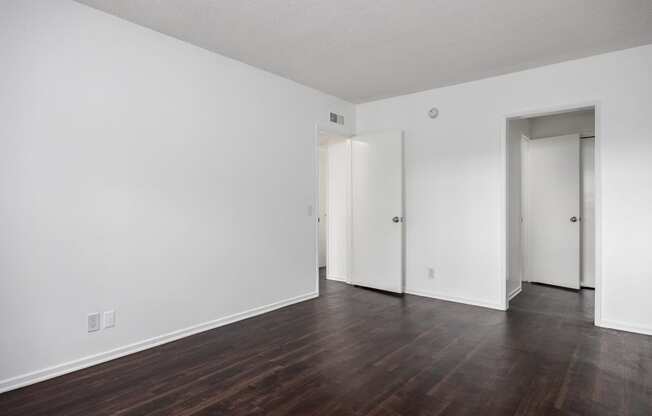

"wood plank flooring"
[1,272,651,415]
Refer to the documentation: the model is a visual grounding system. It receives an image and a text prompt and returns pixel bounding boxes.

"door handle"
[570,216,578,223]
[392,216,400,223]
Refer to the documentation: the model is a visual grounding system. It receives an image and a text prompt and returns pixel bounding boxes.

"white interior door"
[526,134,581,289]
[351,130,404,293]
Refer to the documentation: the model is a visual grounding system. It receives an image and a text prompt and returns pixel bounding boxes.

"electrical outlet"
[104,310,115,329]
[88,312,101,333]
[427,267,435,279]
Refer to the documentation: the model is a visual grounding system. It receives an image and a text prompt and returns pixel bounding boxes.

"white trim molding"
[0,291,318,394]
[406,288,506,311]
[599,320,652,337]
[508,285,522,301]
[326,274,348,283]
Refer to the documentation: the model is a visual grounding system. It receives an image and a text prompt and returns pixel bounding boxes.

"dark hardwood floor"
[1,272,651,415]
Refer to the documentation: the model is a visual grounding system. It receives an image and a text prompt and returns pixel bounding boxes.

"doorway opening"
[315,127,405,296]
[317,130,351,287]
[505,105,599,324]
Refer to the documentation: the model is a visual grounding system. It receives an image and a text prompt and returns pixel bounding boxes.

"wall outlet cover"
[87,312,101,333]
[104,310,115,328]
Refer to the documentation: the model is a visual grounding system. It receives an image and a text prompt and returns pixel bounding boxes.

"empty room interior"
[1,1,652,415]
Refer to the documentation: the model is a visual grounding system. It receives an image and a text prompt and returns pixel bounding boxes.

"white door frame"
[501,102,602,327]
[518,133,531,298]
[313,123,353,296]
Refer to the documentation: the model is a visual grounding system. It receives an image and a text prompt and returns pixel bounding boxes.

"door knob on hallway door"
[570,216,578,223]
[392,217,400,223]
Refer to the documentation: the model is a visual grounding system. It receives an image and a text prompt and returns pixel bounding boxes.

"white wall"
[325,140,350,281]
[357,44,652,334]
[0,0,354,391]
[506,119,529,299]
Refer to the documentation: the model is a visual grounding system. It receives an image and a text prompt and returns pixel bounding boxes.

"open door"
[351,130,404,293]
[526,134,581,289]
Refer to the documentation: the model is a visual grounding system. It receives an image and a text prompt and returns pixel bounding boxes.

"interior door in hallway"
[526,134,581,289]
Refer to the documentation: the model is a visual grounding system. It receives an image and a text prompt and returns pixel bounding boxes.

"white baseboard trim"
[405,288,506,311]
[598,319,652,337]
[0,291,318,394]
[326,274,348,283]
[508,286,522,301]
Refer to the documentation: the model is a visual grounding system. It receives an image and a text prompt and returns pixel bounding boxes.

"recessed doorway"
[315,127,405,295]
[505,105,600,323]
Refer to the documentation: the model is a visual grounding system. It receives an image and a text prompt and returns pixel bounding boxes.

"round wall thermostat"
[428,107,439,119]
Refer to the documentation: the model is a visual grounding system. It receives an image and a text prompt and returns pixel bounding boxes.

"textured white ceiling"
[75,0,652,103]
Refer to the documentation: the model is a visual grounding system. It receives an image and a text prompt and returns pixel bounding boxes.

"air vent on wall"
[330,112,345,125]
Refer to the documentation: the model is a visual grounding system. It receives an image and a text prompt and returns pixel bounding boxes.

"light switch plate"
[88,312,101,333]
[104,310,115,329]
